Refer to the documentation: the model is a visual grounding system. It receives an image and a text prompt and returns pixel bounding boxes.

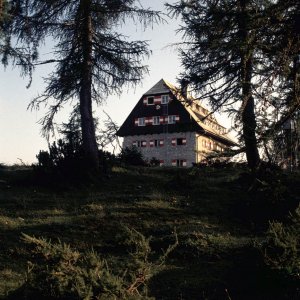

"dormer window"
[161,95,169,104]
[147,96,154,105]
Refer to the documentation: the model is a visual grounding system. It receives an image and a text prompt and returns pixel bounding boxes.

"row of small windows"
[203,119,226,134]
[143,95,170,106]
[133,140,163,147]
[135,115,180,126]
[132,138,187,148]
[142,95,226,135]
[154,160,187,167]
[202,140,224,151]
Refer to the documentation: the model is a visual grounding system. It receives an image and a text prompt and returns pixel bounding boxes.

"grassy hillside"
[0,165,299,299]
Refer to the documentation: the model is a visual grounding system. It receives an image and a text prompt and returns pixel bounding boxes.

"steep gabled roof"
[163,80,236,145]
[144,78,170,95]
[117,79,236,146]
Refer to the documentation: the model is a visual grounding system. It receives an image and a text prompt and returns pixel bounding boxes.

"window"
[168,115,176,124]
[153,116,160,125]
[172,159,187,167]
[177,160,187,167]
[161,95,169,104]
[147,96,154,105]
[171,138,186,146]
[177,138,184,145]
[138,118,145,126]
[132,141,141,147]
[134,141,147,147]
[150,139,164,147]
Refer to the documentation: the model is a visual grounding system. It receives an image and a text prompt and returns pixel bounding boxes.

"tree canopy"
[167,0,300,171]
[3,0,162,172]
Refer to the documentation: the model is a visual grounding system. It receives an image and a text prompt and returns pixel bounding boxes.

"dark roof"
[144,78,170,95]
[117,79,236,146]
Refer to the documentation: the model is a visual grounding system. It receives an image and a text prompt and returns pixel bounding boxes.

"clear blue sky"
[0,0,232,165]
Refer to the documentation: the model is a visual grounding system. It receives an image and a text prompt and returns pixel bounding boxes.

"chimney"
[180,79,189,99]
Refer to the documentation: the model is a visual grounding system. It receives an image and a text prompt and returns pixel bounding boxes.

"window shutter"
[132,141,137,147]
[172,159,177,166]
[159,116,165,124]
[145,117,152,125]
[159,140,164,147]
[154,95,161,104]
[175,115,180,122]
[171,138,176,146]
[134,118,138,126]
[143,97,147,105]
[149,140,154,147]
[182,160,187,167]
[142,141,147,147]
[182,138,187,145]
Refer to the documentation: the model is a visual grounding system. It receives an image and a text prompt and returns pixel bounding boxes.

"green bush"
[262,205,300,279]
[149,157,160,167]
[118,147,147,166]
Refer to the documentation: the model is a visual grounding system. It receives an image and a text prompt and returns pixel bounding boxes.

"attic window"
[161,95,169,104]
[168,115,176,124]
[138,118,145,126]
[153,116,160,125]
[147,96,154,105]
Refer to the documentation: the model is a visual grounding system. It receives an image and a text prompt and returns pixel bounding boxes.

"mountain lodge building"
[117,79,236,167]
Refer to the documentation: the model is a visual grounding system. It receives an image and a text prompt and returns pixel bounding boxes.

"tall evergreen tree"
[1,0,33,81]
[260,0,300,167]
[167,0,299,171]
[4,0,161,172]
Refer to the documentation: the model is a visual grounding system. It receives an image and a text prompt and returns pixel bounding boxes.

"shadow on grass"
[149,246,300,300]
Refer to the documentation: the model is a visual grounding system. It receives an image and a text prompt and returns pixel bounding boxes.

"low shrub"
[235,166,299,227]
[149,157,160,167]
[20,227,178,299]
[262,205,300,279]
[118,147,147,167]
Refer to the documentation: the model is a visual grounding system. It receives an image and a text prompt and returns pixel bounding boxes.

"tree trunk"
[238,0,260,171]
[79,0,99,172]
[242,91,260,171]
[0,0,3,21]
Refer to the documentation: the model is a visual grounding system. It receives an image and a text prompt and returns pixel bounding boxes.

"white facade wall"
[123,132,197,167]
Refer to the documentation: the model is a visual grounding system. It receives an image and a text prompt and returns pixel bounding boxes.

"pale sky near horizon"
[0,0,233,165]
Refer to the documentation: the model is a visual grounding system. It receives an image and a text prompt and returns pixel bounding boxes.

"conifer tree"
[167,0,300,171]
[3,0,161,172]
